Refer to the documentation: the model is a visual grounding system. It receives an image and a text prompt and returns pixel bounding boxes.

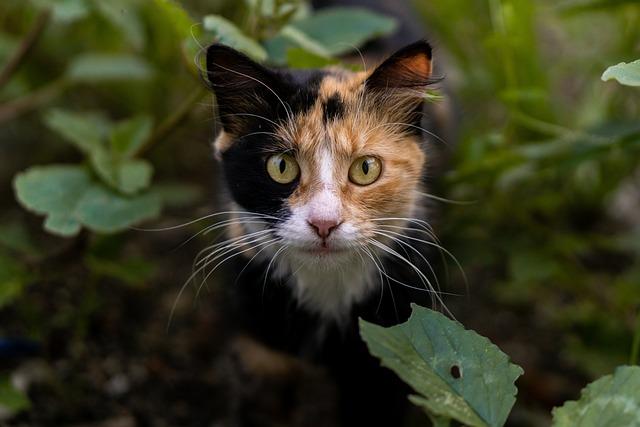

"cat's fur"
[205,40,444,426]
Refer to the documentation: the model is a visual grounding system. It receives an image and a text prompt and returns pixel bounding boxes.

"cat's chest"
[272,254,378,322]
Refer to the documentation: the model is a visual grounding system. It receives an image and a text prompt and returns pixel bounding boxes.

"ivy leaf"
[43,109,111,154]
[109,115,153,158]
[360,304,523,427]
[66,54,154,82]
[202,15,268,61]
[13,165,160,237]
[552,365,640,427]
[0,375,30,417]
[602,60,640,87]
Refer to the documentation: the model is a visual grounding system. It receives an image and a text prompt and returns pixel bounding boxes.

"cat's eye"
[349,156,382,186]
[266,153,300,184]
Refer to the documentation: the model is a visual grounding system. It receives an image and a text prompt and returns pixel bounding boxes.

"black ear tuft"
[365,40,435,91]
[205,44,283,133]
[205,44,277,94]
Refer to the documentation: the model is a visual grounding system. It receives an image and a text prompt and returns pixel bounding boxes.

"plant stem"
[0,78,68,124]
[631,310,640,366]
[0,9,51,90]
[137,86,207,156]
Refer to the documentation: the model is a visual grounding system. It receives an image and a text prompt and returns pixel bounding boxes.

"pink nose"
[308,218,340,239]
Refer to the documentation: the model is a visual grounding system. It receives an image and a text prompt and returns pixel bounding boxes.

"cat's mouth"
[300,243,349,256]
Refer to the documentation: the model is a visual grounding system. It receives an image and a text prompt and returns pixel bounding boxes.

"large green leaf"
[0,376,30,417]
[66,54,153,82]
[152,0,195,39]
[13,165,160,237]
[202,15,267,61]
[43,109,111,154]
[94,0,145,50]
[360,304,523,427]
[552,365,640,427]
[265,7,396,64]
[602,60,640,87]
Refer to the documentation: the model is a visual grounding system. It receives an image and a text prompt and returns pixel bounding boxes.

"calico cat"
[205,40,446,427]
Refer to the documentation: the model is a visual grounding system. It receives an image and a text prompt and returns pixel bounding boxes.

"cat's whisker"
[416,191,477,205]
[133,210,278,232]
[262,245,288,300]
[363,121,448,146]
[366,237,452,316]
[218,112,279,127]
[195,237,282,301]
[359,245,398,319]
[371,229,443,296]
[375,228,467,288]
[196,230,273,268]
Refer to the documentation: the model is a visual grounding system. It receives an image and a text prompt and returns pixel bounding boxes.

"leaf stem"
[0,9,51,90]
[0,78,68,125]
[137,86,207,156]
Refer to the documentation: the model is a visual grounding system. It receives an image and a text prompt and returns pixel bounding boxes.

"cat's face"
[206,41,435,317]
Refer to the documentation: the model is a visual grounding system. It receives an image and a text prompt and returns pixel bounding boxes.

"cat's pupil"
[279,159,286,174]
[362,160,369,175]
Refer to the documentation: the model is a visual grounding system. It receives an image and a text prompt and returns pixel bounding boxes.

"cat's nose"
[308,218,341,239]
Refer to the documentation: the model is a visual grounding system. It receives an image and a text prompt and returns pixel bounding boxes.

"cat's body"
[205,40,446,426]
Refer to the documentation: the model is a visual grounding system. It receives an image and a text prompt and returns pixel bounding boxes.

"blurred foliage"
[414,0,640,377]
[1,0,640,422]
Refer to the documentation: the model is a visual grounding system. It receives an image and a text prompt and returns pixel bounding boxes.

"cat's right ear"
[205,44,281,133]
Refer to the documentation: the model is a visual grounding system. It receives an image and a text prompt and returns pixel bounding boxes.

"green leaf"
[75,184,161,233]
[152,183,203,208]
[279,25,332,58]
[117,160,153,194]
[85,255,156,287]
[0,376,30,416]
[66,54,153,82]
[91,150,153,195]
[360,304,523,427]
[13,165,160,236]
[286,48,339,69]
[552,365,640,426]
[602,60,640,87]
[109,115,153,158]
[202,15,268,61]
[13,165,92,237]
[43,109,111,154]
[152,0,195,39]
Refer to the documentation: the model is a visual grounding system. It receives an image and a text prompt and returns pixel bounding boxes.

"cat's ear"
[364,40,434,92]
[205,44,282,132]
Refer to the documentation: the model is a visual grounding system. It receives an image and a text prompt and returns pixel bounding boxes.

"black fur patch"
[322,93,345,123]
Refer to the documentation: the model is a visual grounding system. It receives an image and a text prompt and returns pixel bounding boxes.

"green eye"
[266,153,299,184]
[349,156,382,185]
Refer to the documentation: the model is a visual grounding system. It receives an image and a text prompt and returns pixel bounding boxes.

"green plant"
[360,305,640,426]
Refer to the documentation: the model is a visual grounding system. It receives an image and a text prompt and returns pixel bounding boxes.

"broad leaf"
[0,376,30,416]
[265,7,396,64]
[67,54,153,82]
[552,365,640,427]
[152,0,195,38]
[286,48,339,69]
[202,15,268,61]
[360,304,523,427]
[291,7,396,56]
[91,151,153,195]
[13,165,160,236]
[602,60,640,87]
[75,185,161,233]
[13,165,92,236]
[44,109,111,154]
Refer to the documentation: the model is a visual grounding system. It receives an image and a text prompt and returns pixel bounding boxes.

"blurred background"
[0,0,639,425]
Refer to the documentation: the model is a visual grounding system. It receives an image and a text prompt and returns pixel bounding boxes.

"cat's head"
[205,41,437,316]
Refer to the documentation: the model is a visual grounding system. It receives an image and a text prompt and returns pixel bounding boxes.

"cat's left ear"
[364,40,434,92]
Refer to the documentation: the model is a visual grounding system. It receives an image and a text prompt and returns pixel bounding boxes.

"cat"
[204,40,447,427]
